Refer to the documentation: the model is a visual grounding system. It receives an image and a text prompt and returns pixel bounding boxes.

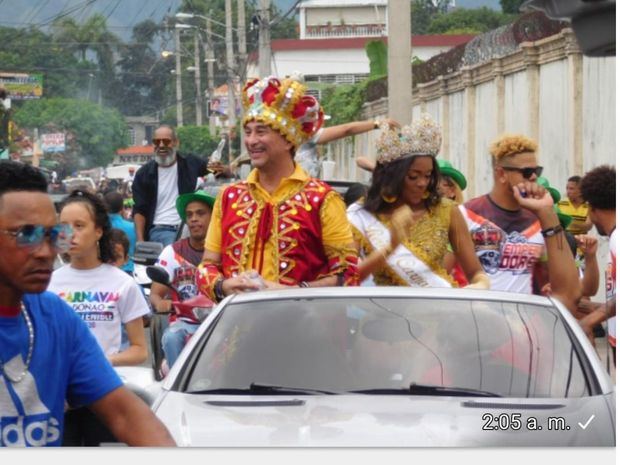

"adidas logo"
[1,354,61,446]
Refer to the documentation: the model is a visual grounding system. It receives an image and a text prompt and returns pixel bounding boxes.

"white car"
[151,287,615,447]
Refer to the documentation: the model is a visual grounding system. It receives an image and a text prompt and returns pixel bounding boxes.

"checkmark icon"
[578,414,595,430]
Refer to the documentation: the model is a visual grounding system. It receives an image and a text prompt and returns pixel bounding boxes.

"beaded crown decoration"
[375,113,442,165]
[242,76,324,149]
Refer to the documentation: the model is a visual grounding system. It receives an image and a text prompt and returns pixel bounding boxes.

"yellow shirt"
[557,198,590,234]
[351,198,456,287]
[205,164,355,282]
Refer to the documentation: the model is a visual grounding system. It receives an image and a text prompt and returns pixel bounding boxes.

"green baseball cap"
[176,190,216,222]
[436,159,467,190]
[536,177,561,204]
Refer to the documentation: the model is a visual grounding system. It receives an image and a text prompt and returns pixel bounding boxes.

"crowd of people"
[0,74,615,447]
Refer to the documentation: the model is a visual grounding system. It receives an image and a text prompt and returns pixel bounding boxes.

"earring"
[382,194,397,204]
[422,192,430,200]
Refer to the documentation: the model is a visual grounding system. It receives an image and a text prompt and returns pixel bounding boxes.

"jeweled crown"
[242,76,324,148]
[376,113,442,165]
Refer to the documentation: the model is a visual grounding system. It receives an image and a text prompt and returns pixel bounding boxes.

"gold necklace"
[0,302,35,383]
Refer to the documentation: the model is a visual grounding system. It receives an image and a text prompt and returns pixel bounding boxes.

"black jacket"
[132,153,207,236]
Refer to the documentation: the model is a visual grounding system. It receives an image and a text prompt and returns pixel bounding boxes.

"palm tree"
[51,14,120,102]
[51,13,120,67]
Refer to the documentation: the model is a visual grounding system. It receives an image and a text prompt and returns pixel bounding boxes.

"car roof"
[224,286,554,307]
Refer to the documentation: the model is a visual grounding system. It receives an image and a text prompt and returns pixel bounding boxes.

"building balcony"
[304,23,386,39]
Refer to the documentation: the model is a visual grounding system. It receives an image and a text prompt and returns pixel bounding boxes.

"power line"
[36,0,98,27]
[2,41,157,47]
[0,20,161,30]
[23,0,53,25]
[104,0,123,21]
[128,0,152,28]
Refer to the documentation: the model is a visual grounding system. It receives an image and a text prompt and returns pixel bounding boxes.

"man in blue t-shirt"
[0,161,175,447]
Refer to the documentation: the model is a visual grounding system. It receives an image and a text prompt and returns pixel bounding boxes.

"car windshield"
[183,297,591,398]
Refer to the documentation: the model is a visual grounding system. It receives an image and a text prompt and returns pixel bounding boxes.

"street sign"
[0,72,43,100]
[41,133,65,153]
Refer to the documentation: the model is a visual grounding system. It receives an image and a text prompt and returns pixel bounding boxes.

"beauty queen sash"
[348,204,452,288]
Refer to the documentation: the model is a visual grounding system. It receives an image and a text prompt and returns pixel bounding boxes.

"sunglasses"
[152,138,174,147]
[500,165,543,179]
[0,224,74,252]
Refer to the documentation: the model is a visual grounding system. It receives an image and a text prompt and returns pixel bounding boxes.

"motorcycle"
[146,265,214,380]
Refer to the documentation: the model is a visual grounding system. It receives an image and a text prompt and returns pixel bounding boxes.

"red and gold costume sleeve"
[196,262,223,302]
[318,191,359,286]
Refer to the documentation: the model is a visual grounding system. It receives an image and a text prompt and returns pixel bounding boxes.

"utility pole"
[225,0,236,130]
[205,15,215,93]
[237,0,247,81]
[387,0,412,125]
[205,14,216,136]
[258,0,271,77]
[194,32,203,126]
[174,26,184,127]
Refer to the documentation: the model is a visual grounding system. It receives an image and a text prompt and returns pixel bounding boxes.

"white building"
[246,0,474,90]
[299,0,388,40]
[246,35,475,93]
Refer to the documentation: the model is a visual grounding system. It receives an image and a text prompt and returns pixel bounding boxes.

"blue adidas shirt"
[0,292,122,447]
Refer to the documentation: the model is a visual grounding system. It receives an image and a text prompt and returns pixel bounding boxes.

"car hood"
[154,392,615,447]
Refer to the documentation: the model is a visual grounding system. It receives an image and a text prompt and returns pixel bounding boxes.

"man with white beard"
[132,125,207,246]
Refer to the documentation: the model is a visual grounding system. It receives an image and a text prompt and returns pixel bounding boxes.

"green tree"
[0,26,90,98]
[13,98,127,171]
[51,13,120,63]
[320,81,369,127]
[501,0,524,14]
[366,40,388,79]
[176,125,219,158]
[428,7,515,35]
[108,20,172,116]
[51,14,121,104]
[411,0,451,35]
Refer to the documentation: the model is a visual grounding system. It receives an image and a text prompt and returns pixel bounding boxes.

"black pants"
[63,407,118,446]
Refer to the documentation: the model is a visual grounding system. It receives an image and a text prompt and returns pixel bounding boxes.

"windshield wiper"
[187,383,339,395]
[350,383,502,398]
[248,383,339,395]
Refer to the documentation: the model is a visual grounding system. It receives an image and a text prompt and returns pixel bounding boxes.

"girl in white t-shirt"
[49,189,149,367]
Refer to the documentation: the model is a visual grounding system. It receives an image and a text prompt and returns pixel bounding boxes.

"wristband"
[298,281,310,288]
[214,278,226,302]
[373,120,380,130]
[541,224,563,238]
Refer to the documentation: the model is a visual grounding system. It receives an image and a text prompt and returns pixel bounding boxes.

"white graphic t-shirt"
[48,264,150,356]
[155,238,203,324]
[460,196,546,294]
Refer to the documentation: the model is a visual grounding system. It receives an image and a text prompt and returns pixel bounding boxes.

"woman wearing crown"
[347,114,489,289]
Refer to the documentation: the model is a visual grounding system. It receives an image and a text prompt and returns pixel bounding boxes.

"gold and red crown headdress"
[242,76,324,149]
